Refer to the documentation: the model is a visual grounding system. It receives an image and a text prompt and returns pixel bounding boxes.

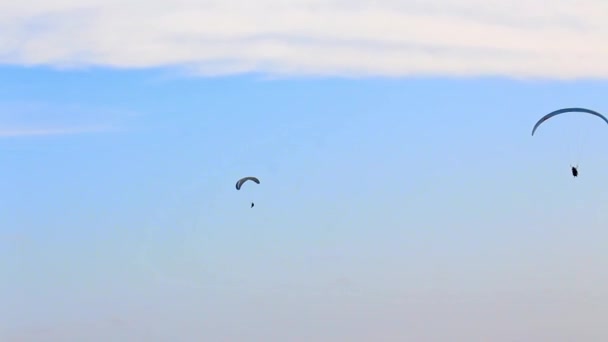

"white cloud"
[1,0,608,78]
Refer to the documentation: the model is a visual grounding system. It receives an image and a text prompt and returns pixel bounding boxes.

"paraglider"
[235,176,260,208]
[532,107,608,177]
[571,165,578,177]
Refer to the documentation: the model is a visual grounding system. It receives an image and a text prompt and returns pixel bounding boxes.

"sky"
[1,1,608,341]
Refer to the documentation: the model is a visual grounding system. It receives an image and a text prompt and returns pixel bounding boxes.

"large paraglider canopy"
[531,107,608,178]
[531,107,608,136]
[235,176,260,190]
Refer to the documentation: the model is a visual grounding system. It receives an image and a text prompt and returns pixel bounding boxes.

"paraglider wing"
[235,176,260,190]
[531,107,608,136]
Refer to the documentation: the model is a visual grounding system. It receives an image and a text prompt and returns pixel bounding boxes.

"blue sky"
[2,1,608,341]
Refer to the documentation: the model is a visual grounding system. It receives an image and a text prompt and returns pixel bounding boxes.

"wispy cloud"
[0,0,607,79]
[0,125,116,138]
[0,101,131,138]
[4,317,132,342]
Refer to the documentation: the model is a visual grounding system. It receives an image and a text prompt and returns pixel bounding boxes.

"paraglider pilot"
[571,165,578,177]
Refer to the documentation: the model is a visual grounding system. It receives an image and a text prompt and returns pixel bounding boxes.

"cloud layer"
[1,0,608,78]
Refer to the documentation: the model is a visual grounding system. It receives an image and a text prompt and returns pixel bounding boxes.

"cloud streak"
[0,125,115,138]
[1,0,608,79]
[0,102,131,138]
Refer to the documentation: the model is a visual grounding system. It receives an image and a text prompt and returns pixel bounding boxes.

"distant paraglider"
[571,165,578,178]
[532,107,608,178]
[236,176,260,208]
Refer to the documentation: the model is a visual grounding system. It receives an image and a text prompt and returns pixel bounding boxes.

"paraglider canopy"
[531,107,608,136]
[235,176,260,190]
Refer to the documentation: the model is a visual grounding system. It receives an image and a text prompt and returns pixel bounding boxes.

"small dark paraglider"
[235,176,260,208]
[571,166,578,177]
